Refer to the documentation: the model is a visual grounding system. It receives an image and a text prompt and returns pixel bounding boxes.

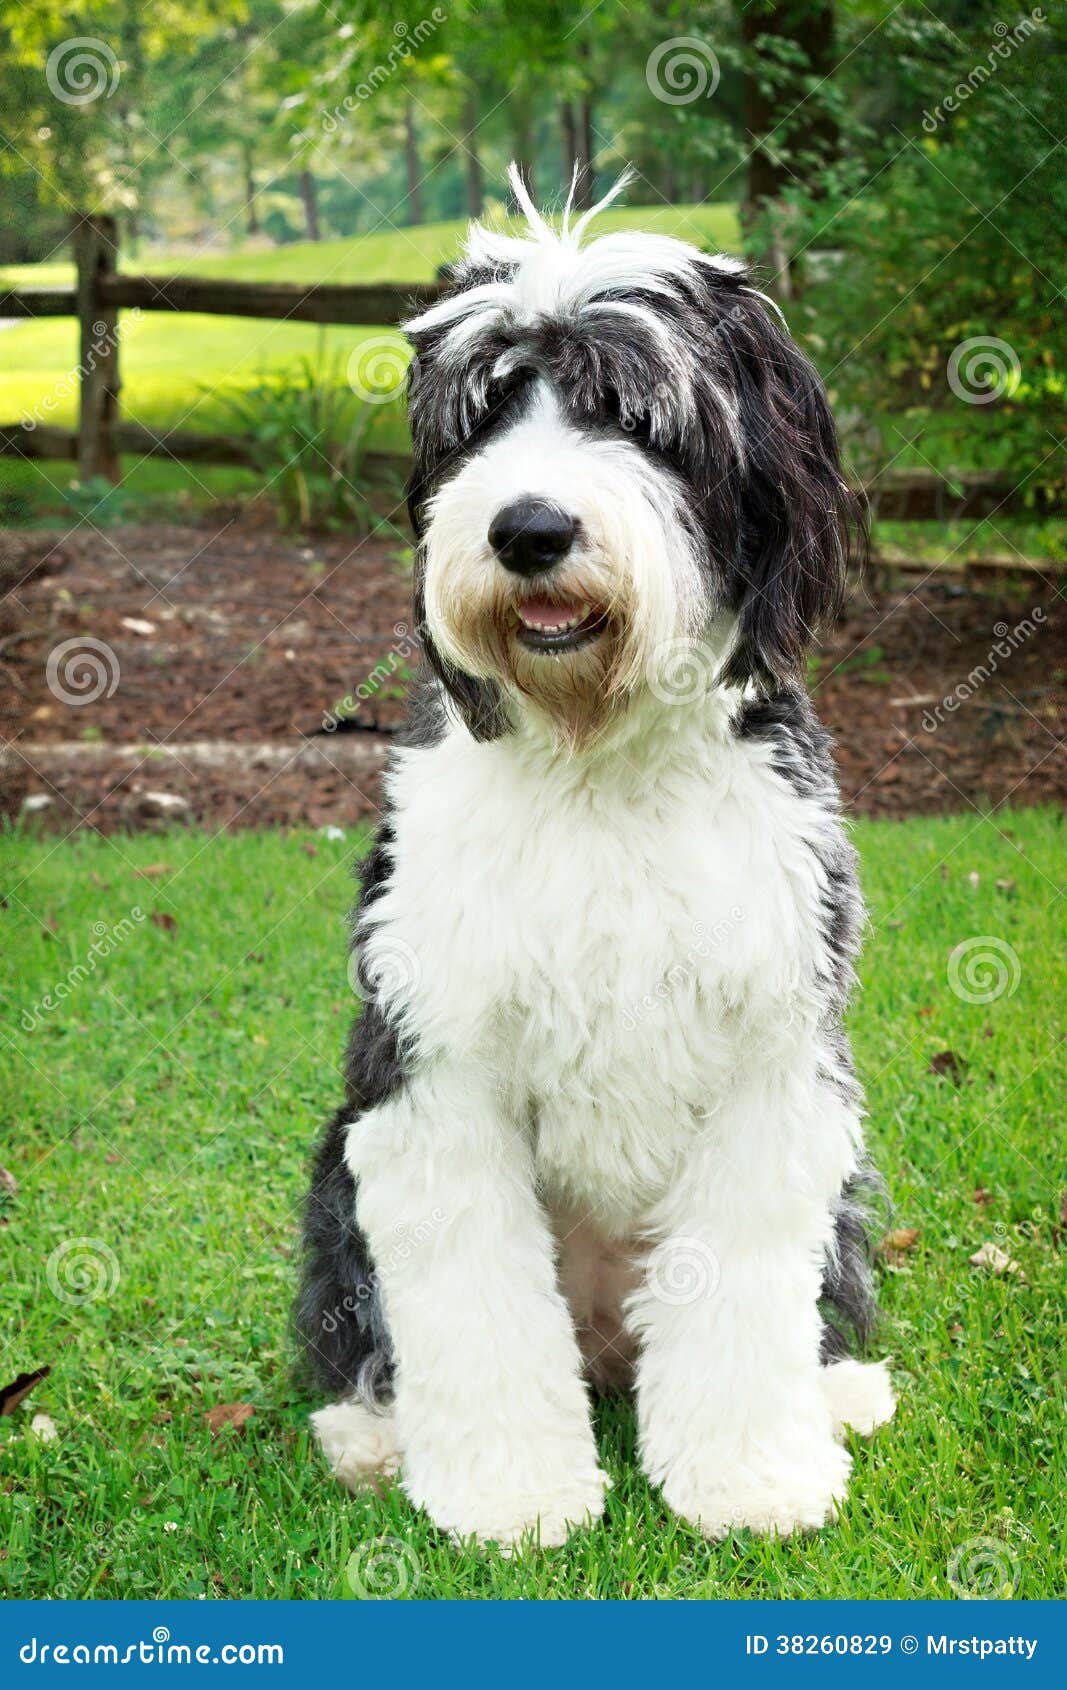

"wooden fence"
[0,213,441,483]
[1,212,1063,549]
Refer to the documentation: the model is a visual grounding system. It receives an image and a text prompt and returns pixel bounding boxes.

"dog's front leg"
[629,1063,856,1539]
[347,1063,607,1548]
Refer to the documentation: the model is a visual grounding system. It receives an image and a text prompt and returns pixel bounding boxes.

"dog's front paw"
[661,1438,852,1540]
[406,1448,608,1549]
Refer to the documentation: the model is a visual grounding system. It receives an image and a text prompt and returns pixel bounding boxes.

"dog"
[297,169,895,1548]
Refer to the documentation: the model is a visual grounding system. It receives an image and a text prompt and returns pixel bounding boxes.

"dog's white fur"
[314,682,893,1545]
[309,185,894,1547]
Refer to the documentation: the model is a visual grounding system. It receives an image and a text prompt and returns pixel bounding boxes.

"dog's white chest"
[376,711,826,1229]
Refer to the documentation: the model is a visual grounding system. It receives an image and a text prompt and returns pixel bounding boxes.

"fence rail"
[1,212,1063,545]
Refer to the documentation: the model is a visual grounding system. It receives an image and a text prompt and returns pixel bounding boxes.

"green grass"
[1,809,1063,1600]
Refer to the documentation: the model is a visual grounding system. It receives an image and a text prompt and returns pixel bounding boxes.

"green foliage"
[207,356,386,533]
[757,3,1067,487]
[0,809,1063,1596]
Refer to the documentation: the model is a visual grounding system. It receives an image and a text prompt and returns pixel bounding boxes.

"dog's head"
[405,168,862,747]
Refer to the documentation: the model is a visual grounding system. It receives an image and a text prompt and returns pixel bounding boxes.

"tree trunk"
[404,99,423,225]
[577,95,595,208]
[462,92,483,218]
[243,147,259,236]
[299,169,320,242]
[739,1,838,293]
[741,1,838,209]
[561,100,577,190]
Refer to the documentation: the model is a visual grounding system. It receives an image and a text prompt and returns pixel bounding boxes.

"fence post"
[73,213,120,483]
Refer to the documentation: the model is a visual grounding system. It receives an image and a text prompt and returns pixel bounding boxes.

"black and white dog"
[298,170,894,1547]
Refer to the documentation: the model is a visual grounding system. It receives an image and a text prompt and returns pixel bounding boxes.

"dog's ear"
[405,357,511,745]
[720,292,865,691]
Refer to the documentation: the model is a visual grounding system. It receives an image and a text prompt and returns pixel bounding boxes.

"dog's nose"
[488,498,576,575]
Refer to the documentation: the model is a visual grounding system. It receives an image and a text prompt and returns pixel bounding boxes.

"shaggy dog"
[297,170,895,1548]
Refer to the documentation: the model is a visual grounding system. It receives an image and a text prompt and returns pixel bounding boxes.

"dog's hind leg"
[311,1398,399,1492]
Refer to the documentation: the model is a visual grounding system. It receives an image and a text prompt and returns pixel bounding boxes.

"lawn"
[1,807,1062,1599]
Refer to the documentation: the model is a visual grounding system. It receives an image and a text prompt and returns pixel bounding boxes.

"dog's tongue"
[518,597,581,630]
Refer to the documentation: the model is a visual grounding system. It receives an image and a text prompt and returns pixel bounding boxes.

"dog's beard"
[426,548,666,750]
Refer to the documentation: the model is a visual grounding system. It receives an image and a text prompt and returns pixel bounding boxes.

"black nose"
[488,498,576,576]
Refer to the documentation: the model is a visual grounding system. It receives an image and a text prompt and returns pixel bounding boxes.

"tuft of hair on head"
[506,159,637,249]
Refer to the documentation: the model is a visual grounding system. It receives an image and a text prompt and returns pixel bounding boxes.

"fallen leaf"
[150,911,177,932]
[120,616,156,636]
[204,1402,255,1436]
[995,878,1017,895]
[0,1366,51,1416]
[881,1227,920,1253]
[974,1187,993,1206]
[135,863,173,879]
[929,1049,968,1084]
[300,841,318,857]
[969,1241,1024,1278]
[0,1165,19,1197]
[887,919,904,931]
[29,1412,58,1442]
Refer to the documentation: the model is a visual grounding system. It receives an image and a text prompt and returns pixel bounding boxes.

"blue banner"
[1,1600,1060,1684]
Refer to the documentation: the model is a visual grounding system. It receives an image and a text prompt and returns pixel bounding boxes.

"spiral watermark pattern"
[947,336,1021,404]
[947,936,1021,1005]
[346,336,410,403]
[648,637,721,706]
[46,637,120,707]
[947,1536,1021,1599]
[346,1535,420,1599]
[645,1236,721,1306]
[348,935,421,1004]
[646,37,720,104]
[46,1237,120,1305]
[46,38,120,106]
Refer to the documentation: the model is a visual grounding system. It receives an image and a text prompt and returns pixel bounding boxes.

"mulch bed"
[1,516,1063,833]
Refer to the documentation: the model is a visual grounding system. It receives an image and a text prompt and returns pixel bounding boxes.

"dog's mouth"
[511,596,609,654]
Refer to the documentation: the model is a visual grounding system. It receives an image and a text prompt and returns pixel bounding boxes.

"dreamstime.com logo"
[921,10,1046,132]
[348,933,422,1005]
[645,1236,721,1305]
[646,37,720,104]
[947,936,1021,1005]
[19,1628,284,1666]
[947,336,1021,404]
[24,312,142,431]
[322,621,418,729]
[921,609,1045,731]
[46,1237,121,1305]
[46,636,120,706]
[321,11,447,133]
[346,1535,421,1598]
[947,1535,1022,1599]
[21,908,146,1031]
[46,37,120,105]
[346,335,411,403]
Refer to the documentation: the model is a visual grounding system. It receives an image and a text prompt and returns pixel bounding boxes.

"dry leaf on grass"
[881,1227,920,1253]
[29,1413,58,1442]
[150,911,177,932]
[0,1165,19,1197]
[880,1227,920,1265]
[974,1186,993,1206]
[204,1402,255,1436]
[135,863,173,879]
[0,1366,51,1416]
[969,1241,1024,1279]
[929,1049,969,1084]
